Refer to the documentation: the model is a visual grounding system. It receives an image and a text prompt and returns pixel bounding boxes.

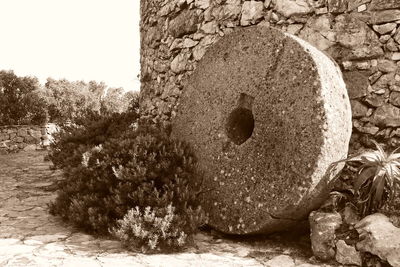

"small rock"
[309,211,342,261]
[365,94,385,107]
[373,23,397,35]
[371,10,400,24]
[192,34,218,61]
[170,53,190,73]
[355,125,380,135]
[240,1,264,26]
[194,0,210,9]
[335,240,362,266]
[274,0,313,18]
[342,205,360,225]
[315,7,328,14]
[357,4,367,12]
[392,84,400,92]
[355,213,400,267]
[264,0,272,9]
[379,34,391,43]
[356,61,371,70]
[265,255,295,267]
[351,100,369,118]
[372,104,400,127]
[343,71,369,99]
[392,52,400,61]
[370,0,400,10]
[200,21,219,34]
[182,38,199,48]
[386,38,399,52]
[372,73,395,92]
[390,91,400,107]
[328,0,348,13]
[378,60,397,73]
[168,9,199,38]
[286,24,303,35]
[333,14,383,60]
[347,0,370,11]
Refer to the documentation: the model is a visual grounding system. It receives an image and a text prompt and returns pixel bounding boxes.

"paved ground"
[0,150,338,267]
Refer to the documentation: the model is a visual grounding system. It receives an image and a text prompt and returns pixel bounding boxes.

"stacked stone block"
[140,0,400,152]
[0,124,58,154]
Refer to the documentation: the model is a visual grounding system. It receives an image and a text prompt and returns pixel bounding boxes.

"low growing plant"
[49,117,206,252]
[111,203,202,253]
[332,141,400,216]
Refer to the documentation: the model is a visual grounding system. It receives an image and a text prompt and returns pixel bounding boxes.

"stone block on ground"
[309,211,342,261]
[172,27,352,235]
[355,213,400,267]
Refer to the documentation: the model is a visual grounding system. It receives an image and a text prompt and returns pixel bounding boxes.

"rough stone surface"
[351,100,369,118]
[373,23,397,35]
[240,1,264,26]
[377,59,397,73]
[355,213,400,267]
[370,0,400,10]
[0,124,57,153]
[273,0,313,18]
[309,211,342,261]
[371,10,400,24]
[328,0,348,13]
[172,27,351,235]
[168,9,199,38]
[335,240,362,266]
[372,104,400,127]
[343,71,369,99]
[298,15,336,51]
[194,0,210,10]
[331,14,383,60]
[0,151,337,267]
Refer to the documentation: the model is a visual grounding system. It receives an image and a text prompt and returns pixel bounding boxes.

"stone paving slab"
[0,151,338,266]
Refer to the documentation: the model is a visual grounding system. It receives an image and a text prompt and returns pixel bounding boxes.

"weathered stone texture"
[309,211,342,261]
[355,213,400,267]
[171,27,351,235]
[370,0,400,10]
[140,0,400,238]
[168,9,200,38]
[0,124,57,153]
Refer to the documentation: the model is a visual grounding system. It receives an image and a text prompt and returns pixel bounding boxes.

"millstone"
[171,27,352,235]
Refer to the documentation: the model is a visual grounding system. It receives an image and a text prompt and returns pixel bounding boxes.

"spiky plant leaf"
[354,167,375,192]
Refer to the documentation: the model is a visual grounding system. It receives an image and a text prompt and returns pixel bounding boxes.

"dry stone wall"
[0,124,58,154]
[140,0,400,151]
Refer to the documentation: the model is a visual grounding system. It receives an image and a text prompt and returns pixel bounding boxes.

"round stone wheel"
[171,27,352,235]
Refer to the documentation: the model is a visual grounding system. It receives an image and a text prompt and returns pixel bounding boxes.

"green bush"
[49,114,206,252]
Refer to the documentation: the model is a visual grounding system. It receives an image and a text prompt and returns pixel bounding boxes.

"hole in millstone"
[225,93,255,145]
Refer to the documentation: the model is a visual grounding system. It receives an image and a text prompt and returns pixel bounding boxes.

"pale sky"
[0,0,141,91]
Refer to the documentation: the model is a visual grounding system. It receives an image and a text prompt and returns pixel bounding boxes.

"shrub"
[49,116,206,252]
[111,204,203,253]
[48,109,139,169]
[332,141,400,216]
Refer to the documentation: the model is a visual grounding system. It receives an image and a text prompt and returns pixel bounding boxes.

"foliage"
[333,141,400,216]
[49,114,206,252]
[42,78,137,123]
[48,109,139,169]
[0,70,48,125]
[111,203,203,253]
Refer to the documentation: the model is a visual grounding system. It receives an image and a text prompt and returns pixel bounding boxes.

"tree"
[0,70,48,125]
[43,78,102,122]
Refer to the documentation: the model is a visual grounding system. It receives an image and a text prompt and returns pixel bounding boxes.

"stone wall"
[0,124,58,154]
[140,0,400,151]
